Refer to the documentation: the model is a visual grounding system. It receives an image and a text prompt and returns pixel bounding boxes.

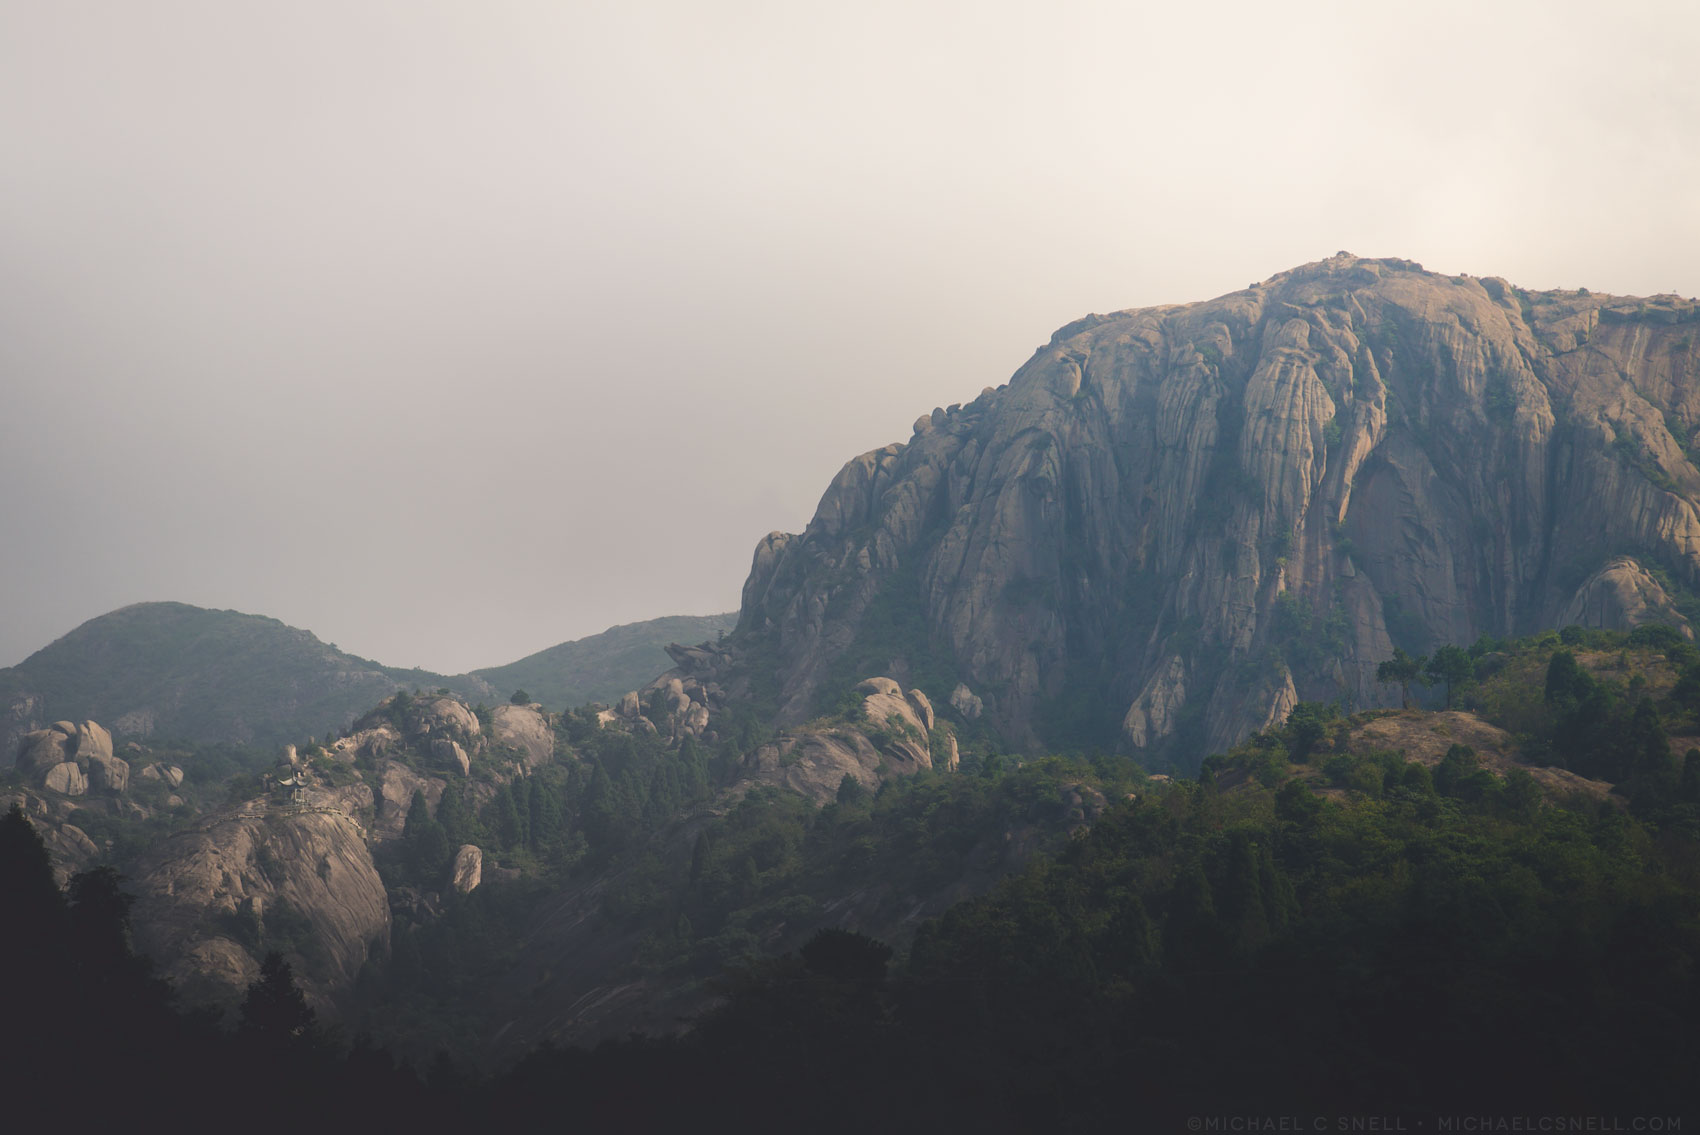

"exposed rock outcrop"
[430,737,472,776]
[739,676,943,804]
[86,752,129,793]
[16,728,73,778]
[0,691,44,768]
[373,760,446,841]
[1560,557,1693,639]
[451,845,483,894]
[0,790,103,881]
[15,720,115,787]
[140,762,185,788]
[399,695,482,745]
[44,762,87,796]
[700,256,1700,761]
[128,802,389,1016]
[949,684,983,720]
[490,704,552,768]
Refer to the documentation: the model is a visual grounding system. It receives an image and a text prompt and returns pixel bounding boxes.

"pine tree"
[239,950,316,1041]
[1162,861,1223,971]
[437,783,467,845]
[494,784,525,850]
[689,831,712,883]
[530,781,565,851]
[0,805,68,1020]
[1219,835,1270,953]
[403,790,450,884]
[1425,645,1474,708]
[1377,647,1428,707]
[0,804,63,937]
[1101,894,1157,975]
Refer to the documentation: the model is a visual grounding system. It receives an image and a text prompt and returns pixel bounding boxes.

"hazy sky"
[3,0,1697,673]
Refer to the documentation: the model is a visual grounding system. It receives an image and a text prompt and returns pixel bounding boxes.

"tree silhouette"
[799,928,892,982]
[1283,701,1337,762]
[1377,647,1428,708]
[239,950,317,1042]
[1425,645,1474,708]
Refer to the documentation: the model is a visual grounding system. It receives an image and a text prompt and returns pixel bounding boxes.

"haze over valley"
[4,1,1699,1126]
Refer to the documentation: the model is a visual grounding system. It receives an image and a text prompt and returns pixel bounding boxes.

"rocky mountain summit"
[704,254,1700,762]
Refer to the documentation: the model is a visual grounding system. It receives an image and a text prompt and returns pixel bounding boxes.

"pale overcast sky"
[3,0,1697,672]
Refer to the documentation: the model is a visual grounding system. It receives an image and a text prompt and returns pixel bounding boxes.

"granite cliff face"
[725,255,1700,761]
[127,799,389,1016]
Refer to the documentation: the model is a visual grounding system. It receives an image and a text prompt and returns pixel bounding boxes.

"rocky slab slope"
[127,800,390,1016]
[717,254,1700,761]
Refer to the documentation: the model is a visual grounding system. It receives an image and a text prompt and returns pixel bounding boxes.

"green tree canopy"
[1376,647,1428,707]
[1283,701,1337,762]
[1425,644,1474,708]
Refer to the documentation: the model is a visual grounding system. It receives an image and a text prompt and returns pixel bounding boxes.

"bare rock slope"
[719,255,1700,760]
[127,801,390,1016]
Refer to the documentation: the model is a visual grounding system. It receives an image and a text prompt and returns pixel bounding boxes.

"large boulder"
[744,729,888,805]
[373,760,446,841]
[451,845,482,894]
[86,752,130,794]
[401,696,482,744]
[140,762,186,788]
[15,730,72,778]
[43,762,87,796]
[73,721,113,767]
[740,677,942,804]
[490,704,552,768]
[430,737,471,776]
[854,677,933,768]
[1560,557,1693,638]
[949,684,984,721]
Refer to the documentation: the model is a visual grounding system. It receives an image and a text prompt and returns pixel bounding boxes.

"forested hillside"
[8,623,1700,1123]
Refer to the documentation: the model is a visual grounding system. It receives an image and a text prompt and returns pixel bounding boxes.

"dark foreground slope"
[709,254,1700,765]
[10,626,1700,1127]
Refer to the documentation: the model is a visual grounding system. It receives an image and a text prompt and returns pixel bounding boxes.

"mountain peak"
[707,259,1700,764]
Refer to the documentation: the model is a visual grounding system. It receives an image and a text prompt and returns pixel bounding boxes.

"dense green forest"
[7,626,1700,1125]
[357,691,1133,1061]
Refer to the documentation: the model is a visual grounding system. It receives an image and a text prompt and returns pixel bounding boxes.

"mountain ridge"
[470,612,735,709]
[690,253,1700,764]
[0,601,734,756]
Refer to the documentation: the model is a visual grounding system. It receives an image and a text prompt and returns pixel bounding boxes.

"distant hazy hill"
[0,603,737,758]
[472,612,736,709]
[0,602,495,755]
